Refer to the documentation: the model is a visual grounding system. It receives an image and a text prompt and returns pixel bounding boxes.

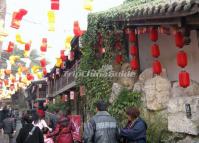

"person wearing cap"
[84,100,119,143]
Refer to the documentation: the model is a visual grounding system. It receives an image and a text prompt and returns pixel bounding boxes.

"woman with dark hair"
[120,107,147,143]
[32,113,52,131]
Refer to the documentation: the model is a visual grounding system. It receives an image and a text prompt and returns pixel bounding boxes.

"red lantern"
[152,60,162,75]
[151,44,160,58]
[115,55,123,64]
[99,48,105,54]
[177,51,187,68]
[10,9,27,29]
[130,45,138,56]
[150,28,158,42]
[73,21,84,36]
[130,58,139,70]
[40,38,47,52]
[27,73,34,81]
[25,42,31,51]
[40,58,46,67]
[179,71,190,88]
[43,68,47,75]
[51,0,59,10]
[129,30,136,42]
[7,42,14,53]
[4,80,9,86]
[175,31,184,48]
[69,51,75,61]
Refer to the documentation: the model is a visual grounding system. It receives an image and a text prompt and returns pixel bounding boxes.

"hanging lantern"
[7,42,14,53]
[27,73,34,81]
[130,45,138,56]
[16,34,26,44]
[10,9,27,29]
[73,21,83,36]
[179,71,190,88]
[25,41,31,51]
[51,0,59,10]
[129,30,136,42]
[175,31,184,48]
[151,44,160,58]
[115,55,123,64]
[40,58,46,67]
[130,58,139,70]
[4,79,9,86]
[60,50,67,61]
[99,48,105,54]
[42,68,47,76]
[56,58,62,67]
[40,38,47,52]
[150,28,158,42]
[152,60,162,75]
[177,51,187,68]
[84,0,93,11]
[48,11,55,31]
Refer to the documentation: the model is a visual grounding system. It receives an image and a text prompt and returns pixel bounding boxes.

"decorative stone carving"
[168,96,199,135]
[109,83,123,103]
[143,76,171,111]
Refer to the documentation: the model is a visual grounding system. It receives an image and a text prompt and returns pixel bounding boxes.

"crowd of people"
[0,100,147,143]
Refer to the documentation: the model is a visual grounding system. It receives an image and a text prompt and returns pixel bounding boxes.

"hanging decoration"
[73,21,84,36]
[9,55,20,65]
[48,11,55,31]
[69,51,75,61]
[10,9,28,29]
[115,54,123,64]
[16,34,26,44]
[55,58,62,67]
[42,68,47,76]
[40,58,47,67]
[51,0,59,10]
[40,38,47,53]
[65,35,73,48]
[83,0,93,11]
[25,41,31,51]
[150,27,162,75]
[7,42,14,53]
[26,73,34,81]
[31,66,40,74]
[175,29,190,88]
[128,29,139,71]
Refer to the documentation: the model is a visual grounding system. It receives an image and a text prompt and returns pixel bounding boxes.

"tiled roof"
[92,0,199,22]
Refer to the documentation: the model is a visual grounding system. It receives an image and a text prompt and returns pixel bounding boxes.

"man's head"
[96,100,107,111]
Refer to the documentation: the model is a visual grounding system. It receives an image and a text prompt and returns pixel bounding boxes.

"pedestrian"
[120,107,147,143]
[43,127,54,143]
[84,100,119,143]
[32,113,52,131]
[16,113,44,143]
[2,113,16,143]
[47,114,75,143]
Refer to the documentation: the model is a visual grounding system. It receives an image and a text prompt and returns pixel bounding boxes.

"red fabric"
[151,44,160,58]
[152,60,162,75]
[179,71,190,88]
[177,51,187,68]
[150,28,158,42]
[175,31,184,48]
[130,58,139,70]
[130,45,138,56]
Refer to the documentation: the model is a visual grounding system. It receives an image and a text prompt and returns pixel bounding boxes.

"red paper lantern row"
[151,44,160,58]
[179,71,190,88]
[152,60,162,75]
[27,73,34,81]
[40,38,47,52]
[177,51,187,68]
[150,28,158,42]
[130,58,139,70]
[130,45,138,56]
[11,9,28,29]
[51,0,59,10]
[40,58,46,67]
[115,55,123,64]
[129,30,136,42]
[175,31,184,48]
[7,42,14,53]
[25,42,31,51]
[73,21,84,36]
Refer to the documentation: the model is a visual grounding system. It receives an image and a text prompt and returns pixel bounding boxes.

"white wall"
[138,30,199,82]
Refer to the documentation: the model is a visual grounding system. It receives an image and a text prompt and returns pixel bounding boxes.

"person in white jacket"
[32,113,52,132]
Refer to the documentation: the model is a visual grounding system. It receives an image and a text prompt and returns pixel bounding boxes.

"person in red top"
[47,116,75,143]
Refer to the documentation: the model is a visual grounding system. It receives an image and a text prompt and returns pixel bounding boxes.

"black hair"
[22,113,32,124]
[96,100,107,111]
[43,127,49,134]
[32,113,40,124]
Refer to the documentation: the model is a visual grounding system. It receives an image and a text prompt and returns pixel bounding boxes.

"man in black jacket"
[16,113,44,143]
[2,113,16,143]
[84,100,119,143]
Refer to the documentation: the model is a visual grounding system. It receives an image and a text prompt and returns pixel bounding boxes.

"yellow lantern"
[84,0,93,11]
[37,72,43,79]
[55,58,62,67]
[65,35,73,48]
[16,34,26,44]
[48,11,55,31]
[31,65,40,74]
[24,51,30,57]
